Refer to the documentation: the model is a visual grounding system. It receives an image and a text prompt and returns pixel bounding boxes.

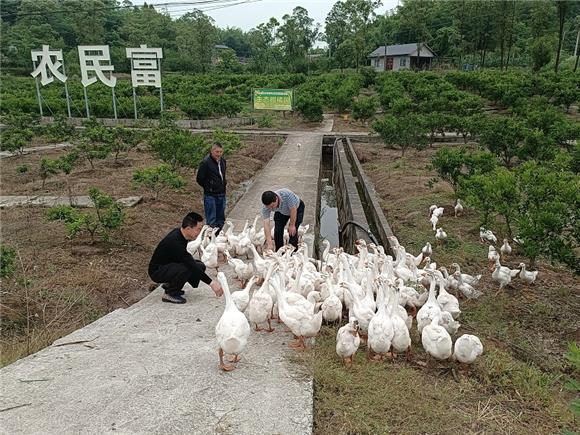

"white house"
[368,43,436,72]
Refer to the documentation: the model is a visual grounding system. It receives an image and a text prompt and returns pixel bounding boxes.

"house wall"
[392,55,410,71]
[371,56,385,72]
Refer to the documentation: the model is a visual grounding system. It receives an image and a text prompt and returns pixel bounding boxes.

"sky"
[134,0,400,32]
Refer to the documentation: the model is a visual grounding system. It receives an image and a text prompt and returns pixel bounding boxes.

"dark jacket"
[196,155,226,195]
[148,228,212,285]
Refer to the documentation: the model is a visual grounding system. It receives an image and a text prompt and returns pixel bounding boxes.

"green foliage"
[352,97,377,122]
[212,129,242,154]
[460,167,520,235]
[0,126,34,154]
[531,36,553,72]
[149,122,210,168]
[133,164,185,200]
[515,161,579,270]
[359,66,377,88]
[295,95,323,122]
[110,126,140,161]
[479,116,526,167]
[0,244,17,279]
[257,114,274,128]
[39,158,60,188]
[16,164,29,174]
[77,137,110,170]
[373,114,428,157]
[430,146,467,192]
[42,115,76,142]
[47,188,125,243]
[564,342,580,418]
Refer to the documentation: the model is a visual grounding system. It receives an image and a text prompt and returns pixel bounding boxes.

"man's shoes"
[162,293,186,304]
[162,284,185,296]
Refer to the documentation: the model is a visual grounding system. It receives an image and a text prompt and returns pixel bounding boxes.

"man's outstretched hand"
[210,281,224,297]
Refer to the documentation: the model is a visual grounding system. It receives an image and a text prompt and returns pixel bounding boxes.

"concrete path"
[227,132,322,251]
[0,195,142,208]
[0,142,72,159]
[0,132,322,435]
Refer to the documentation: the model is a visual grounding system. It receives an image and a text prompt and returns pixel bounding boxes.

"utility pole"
[574,28,579,73]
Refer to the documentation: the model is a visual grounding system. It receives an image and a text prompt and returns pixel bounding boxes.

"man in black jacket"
[196,143,227,231]
[148,212,223,304]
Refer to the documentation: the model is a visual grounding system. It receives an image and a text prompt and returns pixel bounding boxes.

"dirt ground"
[0,136,283,365]
[331,113,373,132]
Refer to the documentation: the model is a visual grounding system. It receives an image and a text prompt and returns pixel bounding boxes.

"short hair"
[182,212,204,229]
[261,191,277,206]
[211,143,223,150]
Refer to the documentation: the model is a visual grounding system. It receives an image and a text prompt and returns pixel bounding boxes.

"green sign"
[253,88,293,111]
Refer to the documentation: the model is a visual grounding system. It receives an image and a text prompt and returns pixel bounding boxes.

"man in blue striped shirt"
[261,188,305,252]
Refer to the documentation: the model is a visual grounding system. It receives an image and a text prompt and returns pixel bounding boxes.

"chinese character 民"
[78,45,117,88]
[31,45,67,86]
[126,45,163,88]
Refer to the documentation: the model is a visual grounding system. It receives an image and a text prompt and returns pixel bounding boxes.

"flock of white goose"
[192,202,538,372]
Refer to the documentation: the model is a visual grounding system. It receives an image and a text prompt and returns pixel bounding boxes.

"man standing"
[261,188,305,252]
[196,143,227,231]
[149,212,223,304]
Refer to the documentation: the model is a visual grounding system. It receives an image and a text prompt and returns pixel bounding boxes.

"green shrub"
[295,96,323,122]
[133,164,185,199]
[212,129,241,155]
[0,244,17,279]
[257,114,274,128]
[352,97,377,122]
[16,164,29,174]
[47,188,125,243]
[43,115,75,142]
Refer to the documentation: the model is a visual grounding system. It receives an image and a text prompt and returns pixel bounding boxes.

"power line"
[0,0,249,19]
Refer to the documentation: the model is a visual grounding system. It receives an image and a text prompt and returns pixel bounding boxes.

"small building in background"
[368,43,436,71]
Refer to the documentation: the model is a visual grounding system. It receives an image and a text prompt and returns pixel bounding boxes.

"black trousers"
[148,260,207,296]
[274,200,305,252]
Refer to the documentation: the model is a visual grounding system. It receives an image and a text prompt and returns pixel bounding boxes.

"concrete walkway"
[0,195,142,208]
[0,142,72,159]
[0,132,323,435]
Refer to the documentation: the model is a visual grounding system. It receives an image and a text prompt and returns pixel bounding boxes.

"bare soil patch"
[0,136,283,366]
[331,114,372,133]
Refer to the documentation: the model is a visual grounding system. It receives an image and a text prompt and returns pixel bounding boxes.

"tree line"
[1,0,579,75]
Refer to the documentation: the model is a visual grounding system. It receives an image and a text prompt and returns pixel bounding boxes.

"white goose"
[366,280,394,361]
[480,227,497,244]
[421,242,433,257]
[491,258,519,293]
[453,334,483,367]
[186,225,209,258]
[389,285,412,361]
[453,271,482,299]
[416,273,442,334]
[436,275,461,319]
[435,228,447,244]
[215,272,251,371]
[500,239,512,259]
[224,249,254,286]
[200,230,219,271]
[320,274,342,323]
[454,199,463,217]
[421,313,453,361]
[231,276,256,313]
[519,263,538,285]
[450,263,482,286]
[430,214,439,231]
[336,318,361,367]
[248,263,277,332]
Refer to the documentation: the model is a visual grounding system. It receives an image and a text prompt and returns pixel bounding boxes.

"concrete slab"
[227,133,322,251]
[0,196,142,209]
[0,266,313,435]
[0,142,72,159]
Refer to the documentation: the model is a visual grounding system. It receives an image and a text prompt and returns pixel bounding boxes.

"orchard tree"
[373,114,428,157]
